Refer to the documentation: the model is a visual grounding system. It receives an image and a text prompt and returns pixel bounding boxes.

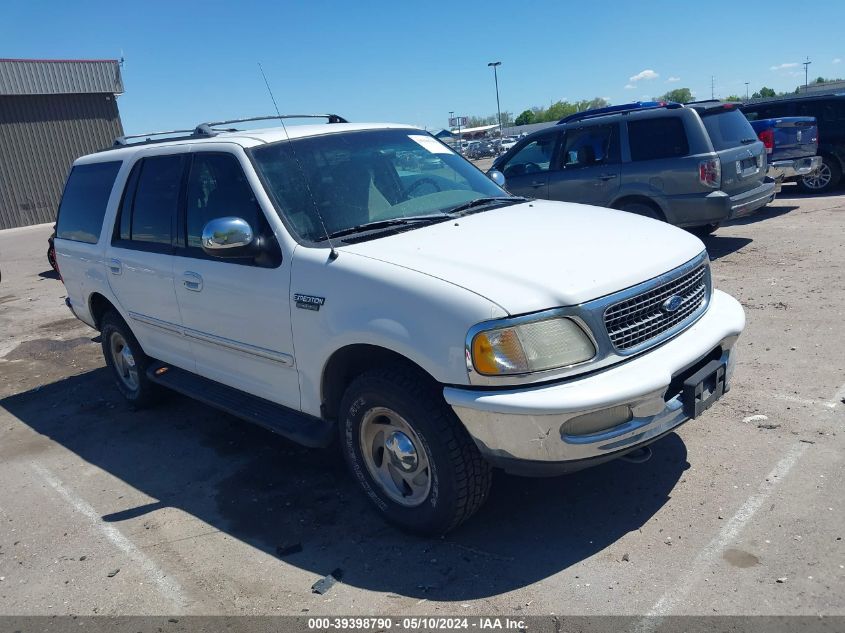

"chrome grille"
[604,264,707,351]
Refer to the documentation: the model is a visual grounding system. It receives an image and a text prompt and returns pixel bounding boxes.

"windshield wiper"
[446,196,526,217]
[314,215,448,241]
[740,138,757,144]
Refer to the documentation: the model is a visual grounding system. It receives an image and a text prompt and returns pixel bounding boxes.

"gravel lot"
[0,188,843,617]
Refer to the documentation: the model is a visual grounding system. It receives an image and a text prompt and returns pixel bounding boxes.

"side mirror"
[201,217,256,258]
[487,169,506,188]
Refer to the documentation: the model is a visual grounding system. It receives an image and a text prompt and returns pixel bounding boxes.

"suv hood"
[341,200,705,315]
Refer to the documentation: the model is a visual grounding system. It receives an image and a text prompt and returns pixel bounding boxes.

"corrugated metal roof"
[0,59,124,96]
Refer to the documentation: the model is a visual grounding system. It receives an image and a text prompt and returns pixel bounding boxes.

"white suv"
[54,115,745,534]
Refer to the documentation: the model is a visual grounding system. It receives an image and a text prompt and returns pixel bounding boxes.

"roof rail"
[557,101,681,125]
[112,113,349,148]
[193,113,347,136]
[113,128,197,147]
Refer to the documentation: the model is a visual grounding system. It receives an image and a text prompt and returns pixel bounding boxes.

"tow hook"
[620,445,652,464]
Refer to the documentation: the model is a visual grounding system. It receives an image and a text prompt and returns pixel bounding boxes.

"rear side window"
[628,118,689,161]
[56,161,122,243]
[700,109,757,151]
[559,124,619,169]
[116,155,185,248]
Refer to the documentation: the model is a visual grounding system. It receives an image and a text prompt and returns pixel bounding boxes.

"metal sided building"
[0,59,125,230]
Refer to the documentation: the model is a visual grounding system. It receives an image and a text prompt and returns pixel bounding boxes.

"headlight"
[470,317,596,376]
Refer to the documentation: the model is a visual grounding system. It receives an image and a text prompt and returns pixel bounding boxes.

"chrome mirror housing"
[201,217,255,257]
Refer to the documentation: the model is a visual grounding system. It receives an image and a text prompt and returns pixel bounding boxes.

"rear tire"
[618,201,662,221]
[100,311,160,408]
[798,156,841,194]
[339,366,492,535]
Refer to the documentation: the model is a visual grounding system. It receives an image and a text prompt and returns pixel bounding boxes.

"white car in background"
[53,115,745,535]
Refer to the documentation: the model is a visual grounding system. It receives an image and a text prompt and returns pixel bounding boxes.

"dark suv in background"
[490,101,775,235]
[741,93,845,194]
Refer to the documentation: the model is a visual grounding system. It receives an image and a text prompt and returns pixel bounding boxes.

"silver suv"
[490,101,776,236]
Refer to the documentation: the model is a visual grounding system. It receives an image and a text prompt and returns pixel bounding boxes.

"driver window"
[185,153,264,250]
[559,125,619,169]
[502,133,557,178]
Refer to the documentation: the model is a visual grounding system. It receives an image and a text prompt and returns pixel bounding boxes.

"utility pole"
[745,82,750,100]
[803,57,812,92]
[488,61,503,151]
[711,76,715,100]
[448,111,454,150]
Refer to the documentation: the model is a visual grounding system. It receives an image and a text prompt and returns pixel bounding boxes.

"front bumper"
[444,289,745,476]
[768,155,821,181]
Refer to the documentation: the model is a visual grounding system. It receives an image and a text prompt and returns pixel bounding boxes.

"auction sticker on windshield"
[409,134,453,154]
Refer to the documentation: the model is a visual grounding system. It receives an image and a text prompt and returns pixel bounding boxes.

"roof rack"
[112,113,348,148]
[557,101,681,125]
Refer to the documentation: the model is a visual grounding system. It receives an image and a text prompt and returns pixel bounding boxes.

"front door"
[172,150,300,409]
[500,131,560,198]
[106,153,192,367]
[547,123,621,207]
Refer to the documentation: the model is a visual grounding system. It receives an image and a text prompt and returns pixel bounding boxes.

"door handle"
[107,258,122,275]
[530,180,545,188]
[598,173,617,181]
[182,271,203,292]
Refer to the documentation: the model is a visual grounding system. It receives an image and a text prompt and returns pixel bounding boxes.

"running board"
[146,362,334,448]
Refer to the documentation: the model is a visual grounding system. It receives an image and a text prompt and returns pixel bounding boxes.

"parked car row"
[52,114,745,534]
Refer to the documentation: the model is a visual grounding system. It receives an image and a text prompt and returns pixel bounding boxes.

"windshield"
[700,108,757,151]
[250,128,507,242]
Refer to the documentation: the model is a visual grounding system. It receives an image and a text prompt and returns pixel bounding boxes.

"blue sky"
[4,0,844,133]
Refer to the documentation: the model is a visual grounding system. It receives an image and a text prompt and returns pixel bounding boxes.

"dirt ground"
[0,189,843,617]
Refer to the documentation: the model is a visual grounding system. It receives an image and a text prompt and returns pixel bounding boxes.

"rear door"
[546,122,621,207]
[106,152,193,367]
[698,107,767,195]
[498,131,560,197]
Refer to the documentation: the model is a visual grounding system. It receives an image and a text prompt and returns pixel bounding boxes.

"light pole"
[745,82,749,100]
[448,110,454,150]
[487,61,503,152]
[803,57,812,92]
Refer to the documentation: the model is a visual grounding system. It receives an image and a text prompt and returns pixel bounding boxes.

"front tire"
[798,156,842,194]
[101,311,160,408]
[339,366,492,535]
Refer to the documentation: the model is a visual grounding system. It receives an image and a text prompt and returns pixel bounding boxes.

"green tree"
[724,94,742,102]
[656,87,693,103]
[759,87,776,98]
[515,109,534,126]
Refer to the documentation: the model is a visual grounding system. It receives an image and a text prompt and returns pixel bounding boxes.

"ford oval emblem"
[661,295,684,313]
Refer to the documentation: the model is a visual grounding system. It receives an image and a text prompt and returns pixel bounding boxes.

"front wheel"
[798,156,842,194]
[339,367,492,535]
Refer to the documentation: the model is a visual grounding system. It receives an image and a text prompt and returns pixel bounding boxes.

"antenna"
[258,62,339,261]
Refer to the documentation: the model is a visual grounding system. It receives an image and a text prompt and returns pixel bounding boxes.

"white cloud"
[833,58,842,64]
[624,83,636,89]
[770,62,798,70]
[666,76,681,83]
[629,69,659,82]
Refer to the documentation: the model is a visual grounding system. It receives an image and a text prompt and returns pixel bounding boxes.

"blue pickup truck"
[748,116,820,191]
